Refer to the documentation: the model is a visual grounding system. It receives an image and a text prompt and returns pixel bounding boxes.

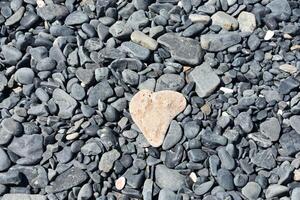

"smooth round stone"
[77,183,93,200]
[115,177,126,190]
[0,148,11,171]
[291,187,300,200]
[184,121,200,139]
[36,57,56,71]
[65,11,89,25]
[71,83,85,100]
[15,68,35,84]
[1,118,23,136]
[242,182,261,200]
[216,168,234,190]
[188,149,208,162]
[234,173,248,187]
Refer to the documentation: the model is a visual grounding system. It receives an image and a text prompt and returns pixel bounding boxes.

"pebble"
[0,148,11,171]
[115,177,126,190]
[98,149,120,172]
[158,33,203,65]
[265,184,289,198]
[15,68,34,85]
[211,11,238,30]
[87,81,114,106]
[260,117,281,141]
[189,14,211,24]
[120,41,151,61]
[234,112,253,133]
[162,120,183,150]
[2,45,22,65]
[5,6,24,26]
[2,194,47,200]
[194,180,214,195]
[216,168,234,190]
[65,11,89,25]
[155,164,186,191]
[78,183,93,200]
[131,31,158,50]
[238,11,256,32]
[156,74,185,91]
[251,148,276,169]
[158,188,177,200]
[264,30,274,40]
[53,88,77,119]
[241,182,261,200]
[201,33,242,52]
[279,64,297,74]
[217,147,235,170]
[188,62,220,97]
[184,121,200,139]
[45,167,87,193]
[129,90,186,147]
[291,187,300,200]
[37,4,69,21]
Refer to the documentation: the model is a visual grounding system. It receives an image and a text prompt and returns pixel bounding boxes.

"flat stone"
[2,194,47,200]
[115,177,126,190]
[87,81,114,106]
[216,168,234,190]
[267,0,291,19]
[8,134,43,165]
[260,117,281,141]
[290,115,300,134]
[238,11,256,32]
[109,21,132,39]
[264,30,274,40]
[156,74,185,91]
[158,33,203,65]
[242,182,261,200]
[127,10,149,30]
[129,90,186,147]
[120,41,151,61]
[65,11,89,25]
[211,11,238,30]
[278,77,299,95]
[279,131,300,156]
[131,31,158,50]
[251,148,276,170]
[37,4,69,21]
[155,164,186,191]
[142,179,153,200]
[162,120,183,150]
[194,180,214,195]
[201,33,241,52]
[0,148,11,171]
[98,149,120,172]
[291,187,300,200]
[279,64,297,74]
[53,88,77,119]
[265,184,289,198]
[2,45,23,65]
[188,62,220,97]
[234,112,253,133]
[189,14,211,24]
[5,6,24,26]
[45,167,87,193]
[158,188,177,200]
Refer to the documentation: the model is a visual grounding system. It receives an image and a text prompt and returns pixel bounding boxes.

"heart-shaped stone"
[129,90,187,147]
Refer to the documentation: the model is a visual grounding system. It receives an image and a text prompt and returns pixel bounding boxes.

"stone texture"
[201,33,242,52]
[211,11,238,30]
[129,90,186,147]
[131,31,158,50]
[238,11,256,32]
[2,194,47,200]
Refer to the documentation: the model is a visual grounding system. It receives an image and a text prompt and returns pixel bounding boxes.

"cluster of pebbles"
[0,0,300,199]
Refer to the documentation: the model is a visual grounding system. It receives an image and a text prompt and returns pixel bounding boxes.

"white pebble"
[264,30,274,41]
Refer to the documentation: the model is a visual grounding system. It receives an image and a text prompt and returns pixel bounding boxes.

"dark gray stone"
[53,88,77,119]
[156,74,185,91]
[162,120,183,150]
[201,33,242,52]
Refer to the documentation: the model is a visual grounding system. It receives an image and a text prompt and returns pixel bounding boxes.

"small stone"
[127,10,149,30]
[81,142,102,156]
[211,11,238,30]
[8,134,43,165]
[1,118,23,136]
[36,57,56,71]
[131,31,158,50]
[5,6,25,26]
[158,188,177,200]
[45,167,87,193]
[158,33,203,65]
[216,168,234,190]
[234,174,248,187]
[142,179,153,200]
[279,64,297,74]
[78,183,93,200]
[2,194,47,200]
[265,184,289,198]
[120,41,151,61]
[290,115,300,134]
[129,90,186,147]
[0,148,11,171]
[291,187,300,200]
[279,131,300,156]
[188,62,220,97]
[162,120,183,150]
[65,11,89,25]
[99,149,120,173]
[188,149,208,162]
[266,0,291,20]
[87,81,114,107]
[37,4,68,21]
[264,30,274,41]
[155,164,186,191]
[189,14,211,24]
[260,117,281,141]
[109,21,132,39]
[2,45,22,65]
[294,169,300,181]
[242,182,261,200]
[238,11,256,32]
[251,148,276,170]
[234,112,253,133]
[194,180,214,195]
[15,68,34,85]
[278,77,299,95]
[184,121,200,139]
[248,34,261,51]
[53,88,77,119]
[201,33,241,52]
[122,69,139,86]
[217,147,235,170]
[115,177,126,190]
[156,74,185,91]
